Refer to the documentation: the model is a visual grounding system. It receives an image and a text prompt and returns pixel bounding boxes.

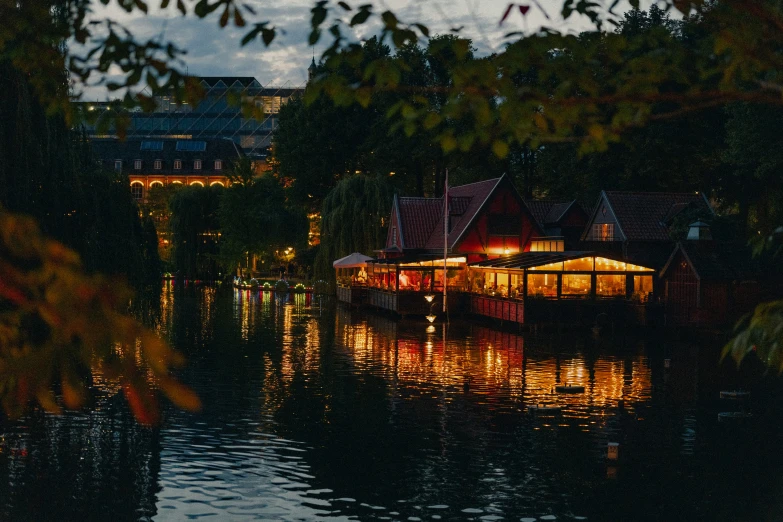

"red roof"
[397,197,443,249]
[424,178,502,250]
[602,191,712,241]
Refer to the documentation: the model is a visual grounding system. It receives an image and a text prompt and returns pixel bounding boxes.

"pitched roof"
[661,242,758,282]
[425,178,503,250]
[600,191,712,242]
[525,200,580,227]
[397,197,443,249]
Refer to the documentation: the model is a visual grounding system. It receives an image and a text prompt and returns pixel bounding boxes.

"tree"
[218,158,309,274]
[168,185,223,279]
[314,174,394,281]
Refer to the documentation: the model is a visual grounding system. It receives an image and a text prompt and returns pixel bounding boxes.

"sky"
[79,0,630,99]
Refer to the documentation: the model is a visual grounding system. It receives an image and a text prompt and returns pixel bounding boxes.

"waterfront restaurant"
[467,251,656,324]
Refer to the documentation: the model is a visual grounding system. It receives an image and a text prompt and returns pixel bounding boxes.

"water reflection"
[2,287,783,521]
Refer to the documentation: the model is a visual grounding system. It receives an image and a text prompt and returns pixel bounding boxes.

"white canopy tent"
[333,252,374,269]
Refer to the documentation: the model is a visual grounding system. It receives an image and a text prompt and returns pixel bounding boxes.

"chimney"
[686,221,712,241]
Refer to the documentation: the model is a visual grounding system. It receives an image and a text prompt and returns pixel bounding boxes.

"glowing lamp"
[426,314,436,323]
[504,249,510,255]
[426,325,436,334]
[424,294,435,303]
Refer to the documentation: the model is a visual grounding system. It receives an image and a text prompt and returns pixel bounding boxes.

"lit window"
[194,160,202,170]
[527,273,558,297]
[140,141,163,151]
[150,181,163,189]
[529,261,563,271]
[174,159,182,170]
[563,257,593,271]
[214,160,222,170]
[562,274,591,296]
[634,275,653,298]
[594,223,614,241]
[597,275,626,296]
[114,160,122,171]
[130,182,143,200]
[530,239,564,252]
[154,160,162,170]
[134,160,142,170]
[594,257,626,271]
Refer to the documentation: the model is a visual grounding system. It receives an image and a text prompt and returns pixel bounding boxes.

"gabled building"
[383,176,543,263]
[581,190,714,269]
[524,199,589,250]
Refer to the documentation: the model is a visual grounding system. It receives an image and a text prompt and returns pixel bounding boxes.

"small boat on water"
[718,411,752,422]
[528,404,562,414]
[719,390,750,400]
[555,384,585,393]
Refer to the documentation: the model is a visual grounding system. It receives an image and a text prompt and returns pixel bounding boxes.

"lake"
[2,283,783,521]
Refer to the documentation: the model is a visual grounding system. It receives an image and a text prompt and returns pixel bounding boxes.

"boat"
[528,404,562,414]
[719,390,750,400]
[555,384,585,393]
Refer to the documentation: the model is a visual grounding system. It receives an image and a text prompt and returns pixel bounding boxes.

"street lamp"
[424,294,435,303]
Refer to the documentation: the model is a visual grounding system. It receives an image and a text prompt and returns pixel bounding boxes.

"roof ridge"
[450,177,502,189]
[605,190,702,196]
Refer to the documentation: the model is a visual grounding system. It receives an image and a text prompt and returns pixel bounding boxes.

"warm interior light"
[424,294,435,303]
[426,325,436,333]
[504,249,510,255]
[426,314,436,323]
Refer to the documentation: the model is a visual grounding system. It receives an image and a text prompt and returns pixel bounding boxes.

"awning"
[333,252,374,268]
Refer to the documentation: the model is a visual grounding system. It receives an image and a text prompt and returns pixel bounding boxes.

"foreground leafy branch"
[0,210,199,424]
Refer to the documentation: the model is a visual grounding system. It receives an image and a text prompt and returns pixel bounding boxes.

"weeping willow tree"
[314,175,395,281]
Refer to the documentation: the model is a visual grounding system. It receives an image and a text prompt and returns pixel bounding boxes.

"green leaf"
[350,7,372,26]
[492,140,509,159]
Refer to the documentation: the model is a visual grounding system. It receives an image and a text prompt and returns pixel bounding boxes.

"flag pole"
[443,168,448,314]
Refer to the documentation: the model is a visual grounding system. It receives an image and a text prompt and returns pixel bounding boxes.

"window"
[562,274,591,296]
[214,159,222,170]
[488,214,519,236]
[175,140,206,151]
[391,226,397,246]
[634,275,653,298]
[594,257,626,271]
[190,181,204,187]
[527,273,558,297]
[594,223,614,241]
[134,160,142,170]
[174,159,182,170]
[531,239,564,252]
[154,159,162,170]
[597,275,626,297]
[149,181,164,189]
[140,140,163,151]
[194,160,202,170]
[563,257,593,271]
[114,160,122,171]
[130,182,143,200]
[529,261,563,271]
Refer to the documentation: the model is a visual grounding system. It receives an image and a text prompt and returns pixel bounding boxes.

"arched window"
[149,181,164,189]
[171,180,183,185]
[130,182,144,200]
[210,181,224,187]
[190,181,204,187]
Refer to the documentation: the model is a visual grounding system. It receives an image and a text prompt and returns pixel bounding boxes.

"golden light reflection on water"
[335,308,652,425]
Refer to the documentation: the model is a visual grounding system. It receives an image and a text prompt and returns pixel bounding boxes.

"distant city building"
[91,137,244,201]
[82,76,304,157]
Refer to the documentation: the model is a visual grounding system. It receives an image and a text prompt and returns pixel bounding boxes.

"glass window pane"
[563,257,593,271]
[527,273,558,297]
[627,263,654,272]
[398,270,423,291]
[529,261,563,271]
[594,257,626,271]
[562,274,592,296]
[634,275,653,299]
[597,274,626,296]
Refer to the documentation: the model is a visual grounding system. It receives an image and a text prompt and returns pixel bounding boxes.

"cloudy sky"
[80,0,631,99]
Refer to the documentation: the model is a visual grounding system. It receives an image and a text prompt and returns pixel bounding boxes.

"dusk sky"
[79,0,638,99]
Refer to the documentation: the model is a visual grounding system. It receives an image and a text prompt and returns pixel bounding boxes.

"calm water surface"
[2,284,783,521]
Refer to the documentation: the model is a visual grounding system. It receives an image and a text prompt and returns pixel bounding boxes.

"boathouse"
[362,175,544,314]
[660,230,760,327]
[581,191,714,270]
[525,200,588,250]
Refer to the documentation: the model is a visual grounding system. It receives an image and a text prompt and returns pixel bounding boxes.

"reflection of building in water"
[335,309,652,423]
